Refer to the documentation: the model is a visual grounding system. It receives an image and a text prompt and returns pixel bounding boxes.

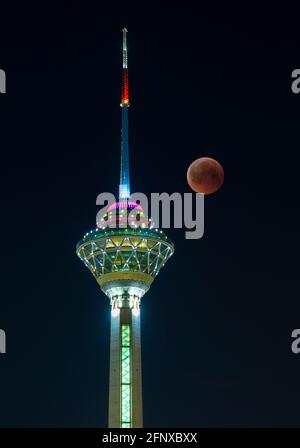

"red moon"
[187,157,224,195]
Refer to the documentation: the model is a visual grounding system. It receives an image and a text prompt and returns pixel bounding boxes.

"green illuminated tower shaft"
[109,294,143,427]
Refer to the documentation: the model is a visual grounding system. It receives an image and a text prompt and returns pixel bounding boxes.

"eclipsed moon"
[187,157,224,195]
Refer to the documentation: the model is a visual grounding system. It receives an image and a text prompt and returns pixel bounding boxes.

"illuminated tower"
[76,29,174,428]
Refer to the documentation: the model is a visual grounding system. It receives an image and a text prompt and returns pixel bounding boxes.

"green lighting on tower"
[121,324,131,428]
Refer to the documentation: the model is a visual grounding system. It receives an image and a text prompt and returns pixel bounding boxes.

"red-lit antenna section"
[121,28,129,106]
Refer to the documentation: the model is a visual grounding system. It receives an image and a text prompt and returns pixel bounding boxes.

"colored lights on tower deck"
[108,201,143,211]
[97,201,149,230]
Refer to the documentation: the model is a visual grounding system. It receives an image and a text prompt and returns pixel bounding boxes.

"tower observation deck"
[76,29,174,428]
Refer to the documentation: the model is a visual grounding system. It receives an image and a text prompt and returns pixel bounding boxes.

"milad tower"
[76,29,174,428]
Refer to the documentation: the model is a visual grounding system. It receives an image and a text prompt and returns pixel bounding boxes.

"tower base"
[108,292,143,428]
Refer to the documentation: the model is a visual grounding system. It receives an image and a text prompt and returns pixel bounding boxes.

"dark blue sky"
[0,5,300,427]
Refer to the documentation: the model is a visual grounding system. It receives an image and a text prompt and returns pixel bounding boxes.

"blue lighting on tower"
[119,105,130,199]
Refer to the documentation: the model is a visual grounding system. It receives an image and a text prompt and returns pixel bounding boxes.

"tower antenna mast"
[119,27,130,199]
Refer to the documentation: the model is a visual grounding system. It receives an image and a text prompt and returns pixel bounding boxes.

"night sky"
[0,5,300,427]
